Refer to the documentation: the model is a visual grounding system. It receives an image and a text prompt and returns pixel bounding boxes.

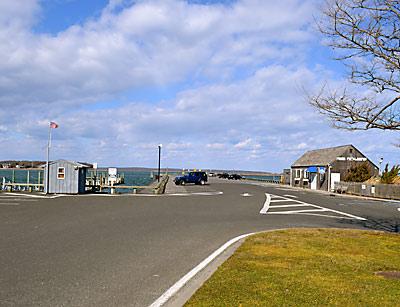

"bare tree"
[311,0,400,131]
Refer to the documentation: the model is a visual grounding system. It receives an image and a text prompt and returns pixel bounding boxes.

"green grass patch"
[185,228,400,306]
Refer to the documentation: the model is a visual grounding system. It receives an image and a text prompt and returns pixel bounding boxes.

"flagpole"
[46,125,51,194]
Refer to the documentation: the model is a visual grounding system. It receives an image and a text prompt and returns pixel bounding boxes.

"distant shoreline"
[0,167,281,176]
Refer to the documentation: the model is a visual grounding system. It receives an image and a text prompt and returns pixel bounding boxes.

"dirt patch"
[375,271,400,279]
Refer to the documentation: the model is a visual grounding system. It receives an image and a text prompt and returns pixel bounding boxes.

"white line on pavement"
[149,232,255,307]
[283,194,298,198]
[269,204,312,208]
[259,193,271,214]
[270,195,286,199]
[269,208,329,214]
[270,199,297,203]
[261,193,367,221]
[241,193,252,197]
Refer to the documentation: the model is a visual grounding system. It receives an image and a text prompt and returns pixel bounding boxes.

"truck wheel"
[200,180,205,185]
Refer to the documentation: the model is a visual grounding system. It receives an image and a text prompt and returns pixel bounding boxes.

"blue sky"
[35,0,110,34]
[0,0,398,171]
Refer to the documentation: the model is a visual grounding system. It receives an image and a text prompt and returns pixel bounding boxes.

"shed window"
[57,167,65,180]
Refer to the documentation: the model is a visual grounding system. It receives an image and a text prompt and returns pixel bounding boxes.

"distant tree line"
[0,160,45,169]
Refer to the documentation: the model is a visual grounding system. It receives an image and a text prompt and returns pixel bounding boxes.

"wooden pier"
[1,168,158,194]
[2,183,44,192]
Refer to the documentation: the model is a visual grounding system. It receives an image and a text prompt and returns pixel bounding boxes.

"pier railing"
[243,177,283,184]
[1,169,44,192]
[2,182,44,192]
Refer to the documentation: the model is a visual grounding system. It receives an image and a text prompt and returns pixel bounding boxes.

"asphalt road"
[1,179,399,306]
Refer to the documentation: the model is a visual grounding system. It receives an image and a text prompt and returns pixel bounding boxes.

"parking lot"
[0,179,399,306]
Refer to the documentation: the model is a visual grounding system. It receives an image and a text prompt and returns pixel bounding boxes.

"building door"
[331,173,341,191]
[310,173,317,190]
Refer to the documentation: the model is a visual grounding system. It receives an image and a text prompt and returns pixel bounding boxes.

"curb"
[149,232,255,307]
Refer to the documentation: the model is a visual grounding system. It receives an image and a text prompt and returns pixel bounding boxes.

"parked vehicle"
[218,173,229,179]
[174,171,208,185]
[228,174,242,180]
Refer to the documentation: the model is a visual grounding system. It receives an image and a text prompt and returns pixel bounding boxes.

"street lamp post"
[379,157,384,176]
[158,144,162,182]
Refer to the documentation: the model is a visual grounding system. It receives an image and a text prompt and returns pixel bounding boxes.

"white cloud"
[0,0,316,109]
[234,138,253,149]
[206,143,226,150]
[0,0,398,171]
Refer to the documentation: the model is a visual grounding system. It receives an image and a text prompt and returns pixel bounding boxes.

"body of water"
[0,169,44,184]
[0,169,155,189]
[243,175,282,182]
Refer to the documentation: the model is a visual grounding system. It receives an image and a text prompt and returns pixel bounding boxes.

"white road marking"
[149,232,255,307]
[270,199,297,203]
[270,195,286,199]
[259,193,271,214]
[283,194,298,198]
[398,208,400,212]
[269,204,312,208]
[261,193,366,221]
[270,208,329,214]
[241,193,252,197]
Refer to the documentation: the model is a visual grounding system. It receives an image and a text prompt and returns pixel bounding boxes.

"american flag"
[49,122,59,129]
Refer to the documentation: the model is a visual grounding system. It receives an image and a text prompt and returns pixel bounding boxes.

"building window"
[57,167,65,180]
[303,170,309,179]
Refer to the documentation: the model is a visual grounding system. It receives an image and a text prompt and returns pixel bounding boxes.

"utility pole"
[46,122,58,194]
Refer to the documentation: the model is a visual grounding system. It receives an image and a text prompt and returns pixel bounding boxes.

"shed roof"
[46,159,92,168]
[292,145,356,167]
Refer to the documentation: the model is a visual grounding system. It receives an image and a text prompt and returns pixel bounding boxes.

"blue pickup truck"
[174,171,208,185]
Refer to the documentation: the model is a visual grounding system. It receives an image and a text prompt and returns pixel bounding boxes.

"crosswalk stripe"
[261,193,366,221]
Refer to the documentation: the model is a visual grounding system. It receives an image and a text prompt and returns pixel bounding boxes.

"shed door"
[310,173,317,190]
[331,173,341,191]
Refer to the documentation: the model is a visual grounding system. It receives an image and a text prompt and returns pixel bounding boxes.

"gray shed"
[44,160,91,194]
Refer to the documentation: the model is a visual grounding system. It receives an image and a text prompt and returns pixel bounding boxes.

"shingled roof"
[292,145,354,167]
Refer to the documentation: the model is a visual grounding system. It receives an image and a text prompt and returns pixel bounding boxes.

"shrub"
[381,164,400,184]
[344,162,372,182]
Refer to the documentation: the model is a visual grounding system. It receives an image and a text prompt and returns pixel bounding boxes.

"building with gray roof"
[291,145,378,191]
[44,160,92,194]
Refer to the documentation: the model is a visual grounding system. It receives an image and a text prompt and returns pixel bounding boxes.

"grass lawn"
[185,228,400,306]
